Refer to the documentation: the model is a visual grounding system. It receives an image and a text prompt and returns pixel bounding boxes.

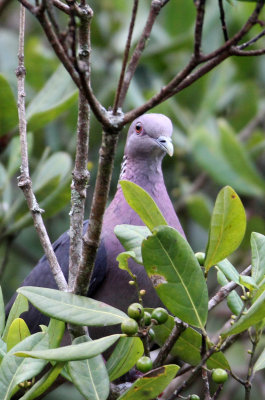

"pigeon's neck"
[118,154,164,187]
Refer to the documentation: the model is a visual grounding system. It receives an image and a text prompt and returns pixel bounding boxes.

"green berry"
[190,395,200,400]
[127,303,144,320]
[195,252,205,266]
[136,356,153,373]
[211,368,228,384]
[151,307,169,324]
[121,318,138,336]
[143,311,152,326]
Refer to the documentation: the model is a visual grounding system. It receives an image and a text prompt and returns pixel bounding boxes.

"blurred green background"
[0,0,265,398]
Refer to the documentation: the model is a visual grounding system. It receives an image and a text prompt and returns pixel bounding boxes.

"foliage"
[0,0,265,399]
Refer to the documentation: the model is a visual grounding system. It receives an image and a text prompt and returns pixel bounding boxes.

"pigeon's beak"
[156,136,174,157]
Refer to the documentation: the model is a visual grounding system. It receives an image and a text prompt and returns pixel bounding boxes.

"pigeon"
[6,113,185,339]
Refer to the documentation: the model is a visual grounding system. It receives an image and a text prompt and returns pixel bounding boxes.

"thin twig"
[218,0,229,42]
[16,4,68,292]
[245,332,259,400]
[153,318,188,368]
[113,0,139,113]
[208,265,251,312]
[194,0,206,58]
[117,0,166,109]
[238,27,265,50]
[239,109,265,141]
[201,332,211,400]
[52,0,70,14]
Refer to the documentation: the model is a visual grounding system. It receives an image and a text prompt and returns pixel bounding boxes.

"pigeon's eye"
[135,122,143,135]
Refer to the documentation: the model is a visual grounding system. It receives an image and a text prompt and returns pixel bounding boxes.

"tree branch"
[113,0,139,114]
[218,0,229,42]
[208,265,251,312]
[194,0,206,58]
[16,4,68,292]
[117,0,167,109]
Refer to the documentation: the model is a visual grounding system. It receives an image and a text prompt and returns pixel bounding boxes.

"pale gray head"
[124,113,174,160]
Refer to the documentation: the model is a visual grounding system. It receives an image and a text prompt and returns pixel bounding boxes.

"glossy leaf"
[115,224,150,264]
[216,258,240,284]
[3,294,29,342]
[17,287,127,326]
[152,314,230,370]
[222,288,265,337]
[0,333,48,400]
[120,181,167,231]
[26,65,78,131]
[118,365,179,400]
[6,318,31,352]
[15,334,120,362]
[69,336,109,400]
[116,251,138,277]
[46,319,65,348]
[251,232,265,284]
[239,275,258,291]
[107,337,144,381]
[216,269,243,316]
[0,74,18,136]
[142,226,208,329]
[19,362,65,400]
[204,186,246,272]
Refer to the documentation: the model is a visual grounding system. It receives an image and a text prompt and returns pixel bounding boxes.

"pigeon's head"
[124,113,174,160]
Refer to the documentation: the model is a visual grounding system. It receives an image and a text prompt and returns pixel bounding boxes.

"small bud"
[230,320,234,325]
[140,289,146,296]
[129,280,135,285]
[231,315,236,320]
[248,349,253,355]
[241,295,246,300]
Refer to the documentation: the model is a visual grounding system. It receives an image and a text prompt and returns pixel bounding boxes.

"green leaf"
[222,288,265,337]
[0,74,18,136]
[3,294,29,342]
[46,319,65,348]
[152,314,230,370]
[216,269,243,316]
[239,276,258,291]
[117,365,179,400]
[254,348,265,372]
[0,333,48,400]
[107,337,144,381]
[6,318,31,352]
[142,226,208,329]
[115,224,150,264]
[19,362,65,400]
[0,287,5,336]
[251,232,265,284]
[216,258,240,284]
[116,251,138,277]
[204,186,246,272]
[69,336,110,400]
[26,65,78,131]
[219,120,265,195]
[14,334,120,362]
[17,287,127,326]
[120,181,167,231]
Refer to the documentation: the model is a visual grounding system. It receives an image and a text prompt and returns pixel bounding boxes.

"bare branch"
[153,318,188,368]
[194,0,206,58]
[74,124,121,296]
[52,0,70,14]
[208,265,252,312]
[238,27,265,50]
[113,0,139,113]
[117,0,166,109]
[218,0,229,42]
[16,4,68,292]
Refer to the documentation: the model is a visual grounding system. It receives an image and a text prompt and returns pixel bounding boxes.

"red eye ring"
[135,122,143,135]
